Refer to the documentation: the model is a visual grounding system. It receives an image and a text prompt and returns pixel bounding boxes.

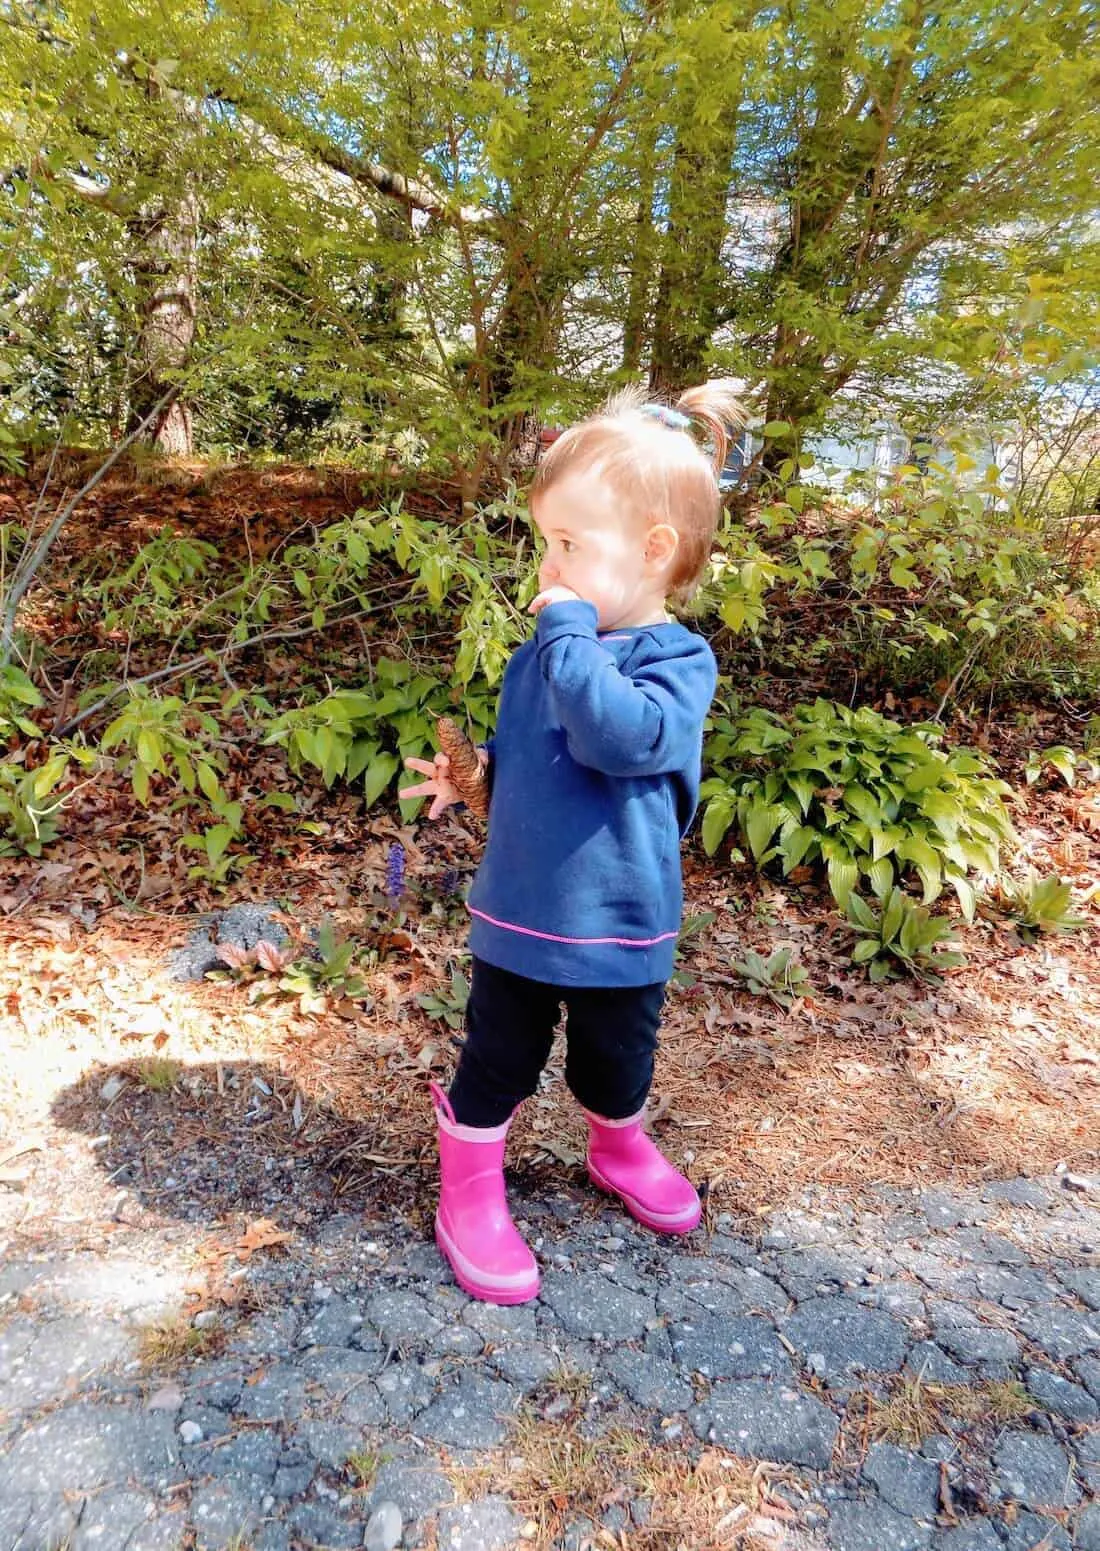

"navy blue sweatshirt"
[466,599,717,987]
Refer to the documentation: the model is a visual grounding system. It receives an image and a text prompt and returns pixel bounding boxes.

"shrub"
[262,657,493,811]
[702,468,1099,706]
[701,699,1015,917]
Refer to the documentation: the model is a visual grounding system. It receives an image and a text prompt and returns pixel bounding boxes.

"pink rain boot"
[585,1108,701,1235]
[431,1082,540,1305]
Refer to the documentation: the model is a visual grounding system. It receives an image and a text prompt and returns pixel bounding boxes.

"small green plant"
[670,908,717,987]
[181,791,294,887]
[416,966,470,1029]
[0,751,70,855]
[275,919,372,1013]
[1024,744,1098,787]
[731,946,811,1008]
[702,699,1015,919]
[0,663,44,740]
[181,796,250,885]
[1001,872,1088,940]
[96,527,219,638]
[346,1448,379,1489]
[134,1057,182,1092]
[846,887,967,982]
[100,685,225,805]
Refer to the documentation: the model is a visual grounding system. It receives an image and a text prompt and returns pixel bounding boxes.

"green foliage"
[846,888,967,983]
[0,664,45,740]
[265,664,441,811]
[286,502,527,688]
[97,529,219,635]
[671,908,718,988]
[0,750,70,856]
[215,919,374,1015]
[704,469,1098,706]
[701,699,1015,918]
[730,946,811,1008]
[1001,873,1088,941]
[3,0,1096,469]
[417,967,471,1030]
[100,687,224,806]
[277,919,372,1009]
[1024,744,1098,788]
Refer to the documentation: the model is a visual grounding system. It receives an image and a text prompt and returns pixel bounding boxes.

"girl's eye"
[562,540,576,553]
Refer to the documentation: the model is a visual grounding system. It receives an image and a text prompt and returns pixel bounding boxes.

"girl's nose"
[539,559,557,587]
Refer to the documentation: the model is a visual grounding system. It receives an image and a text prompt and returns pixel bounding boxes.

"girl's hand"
[399,749,488,820]
[529,584,582,615]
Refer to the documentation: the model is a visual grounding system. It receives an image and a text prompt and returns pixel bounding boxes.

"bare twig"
[0,385,181,664]
[55,598,398,737]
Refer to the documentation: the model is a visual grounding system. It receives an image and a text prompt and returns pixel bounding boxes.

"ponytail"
[674,381,748,476]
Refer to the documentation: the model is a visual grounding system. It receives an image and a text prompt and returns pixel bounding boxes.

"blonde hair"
[530,381,747,603]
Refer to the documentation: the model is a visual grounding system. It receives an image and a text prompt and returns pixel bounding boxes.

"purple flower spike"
[385,842,406,903]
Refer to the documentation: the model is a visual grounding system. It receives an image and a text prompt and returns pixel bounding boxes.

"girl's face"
[530,472,673,630]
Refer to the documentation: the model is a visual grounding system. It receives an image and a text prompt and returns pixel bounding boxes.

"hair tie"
[642,404,692,431]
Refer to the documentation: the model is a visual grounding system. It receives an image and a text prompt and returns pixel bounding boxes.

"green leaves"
[1024,745,1084,788]
[701,787,737,856]
[703,699,1015,913]
[0,664,45,739]
[1001,872,1087,940]
[417,967,470,1030]
[101,686,225,807]
[845,886,966,983]
[731,946,810,1008]
[264,658,462,810]
[0,752,71,856]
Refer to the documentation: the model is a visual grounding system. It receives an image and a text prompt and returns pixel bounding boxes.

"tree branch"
[218,92,500,233]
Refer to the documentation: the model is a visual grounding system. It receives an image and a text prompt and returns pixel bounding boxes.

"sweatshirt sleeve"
[534,600,716,778]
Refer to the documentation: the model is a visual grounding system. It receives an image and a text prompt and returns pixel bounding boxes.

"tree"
[730,0,1100,443]
[2,0,1096,467]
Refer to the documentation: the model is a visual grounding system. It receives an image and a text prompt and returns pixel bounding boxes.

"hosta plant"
[1001,872,1088,941]
[731,946,811,1008]
[702,699,1015,918]
[846,887,967,982]
[1023,745,1098,788]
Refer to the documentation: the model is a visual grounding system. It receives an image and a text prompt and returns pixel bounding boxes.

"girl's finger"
[404,757,436,777]
[398,780,434,800]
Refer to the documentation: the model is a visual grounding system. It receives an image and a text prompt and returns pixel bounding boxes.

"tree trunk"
[648,134,735,397]
[485,222,577,468]
[621,125,659,374]
[128,182,199,456]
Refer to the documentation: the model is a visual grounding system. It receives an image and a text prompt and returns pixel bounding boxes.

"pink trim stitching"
[468,906,678,949]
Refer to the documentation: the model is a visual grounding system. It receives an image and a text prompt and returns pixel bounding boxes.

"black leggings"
[446,957,666,1129]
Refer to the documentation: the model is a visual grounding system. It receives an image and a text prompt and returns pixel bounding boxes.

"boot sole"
[434,1220,540,1305]
[587,1161,701,1234]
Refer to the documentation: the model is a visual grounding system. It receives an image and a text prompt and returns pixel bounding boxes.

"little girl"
[400,382,744,1305]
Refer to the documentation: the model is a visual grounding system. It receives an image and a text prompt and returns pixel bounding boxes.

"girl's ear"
[644,522,680,570]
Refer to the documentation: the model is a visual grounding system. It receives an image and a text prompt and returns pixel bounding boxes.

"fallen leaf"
[234,1218,294,1258]
[255,939,290,972]
[216,942,252,969]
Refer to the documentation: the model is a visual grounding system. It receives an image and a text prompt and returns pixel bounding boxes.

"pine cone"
[436,716,490,819]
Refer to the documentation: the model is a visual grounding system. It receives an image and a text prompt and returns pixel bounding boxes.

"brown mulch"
[3,775,1097,1224]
